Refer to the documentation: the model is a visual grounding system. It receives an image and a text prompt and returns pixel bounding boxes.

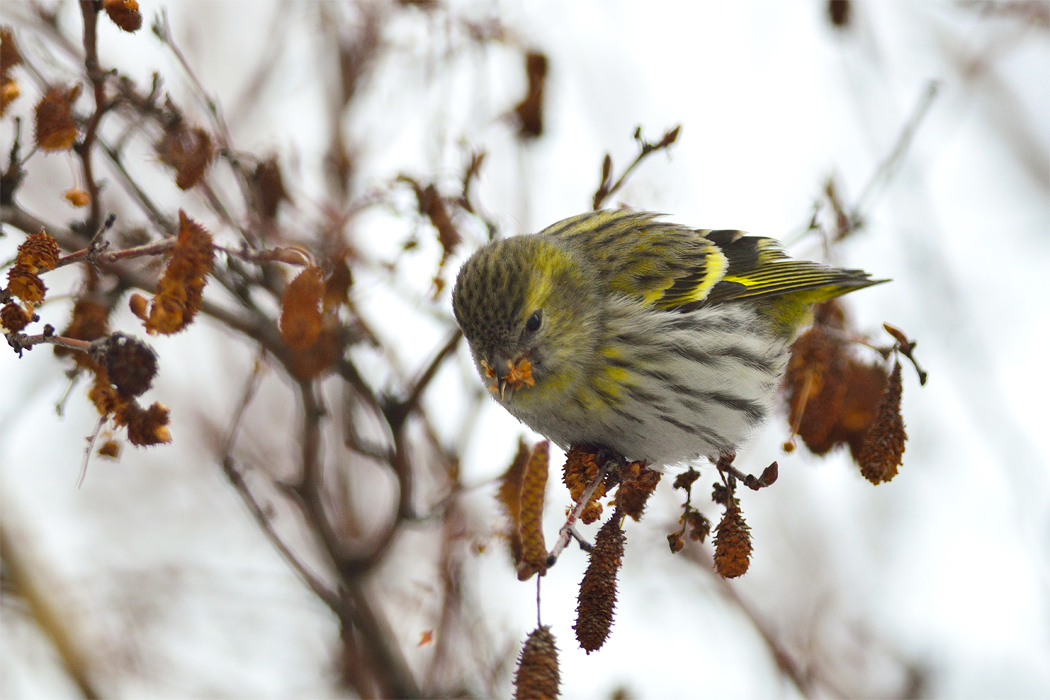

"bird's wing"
[541,210,880,312]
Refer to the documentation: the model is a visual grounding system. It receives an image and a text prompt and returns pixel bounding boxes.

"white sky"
[2,1,1048,698]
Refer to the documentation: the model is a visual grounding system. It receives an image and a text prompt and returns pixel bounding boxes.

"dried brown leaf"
[280,266,324,350]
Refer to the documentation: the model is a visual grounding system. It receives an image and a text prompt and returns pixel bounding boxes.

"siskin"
[452,209,883,467]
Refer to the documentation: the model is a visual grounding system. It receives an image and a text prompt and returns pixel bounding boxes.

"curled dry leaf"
[279,266,325,350]
[782,305,888,459]
[496,438,531,565]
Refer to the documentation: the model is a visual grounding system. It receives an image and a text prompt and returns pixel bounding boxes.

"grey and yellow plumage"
[453,209,882,466]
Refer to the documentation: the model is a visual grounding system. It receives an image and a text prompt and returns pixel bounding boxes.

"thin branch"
[221,456,340,610]
[7,330,91,357]
[680,544,813,698]
[0,522,103,699]
[592,125,681,210]
[384,329,463,432]
[546,456,613,567]
[76,0,112,232]
[97,138,174,231]
[854,80,941,216]
[55,234,175,269]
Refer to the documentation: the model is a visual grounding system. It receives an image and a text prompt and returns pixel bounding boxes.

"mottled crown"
[452,236,536,349]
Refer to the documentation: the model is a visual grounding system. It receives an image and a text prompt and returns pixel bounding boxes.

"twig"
[384,330,463,432]
[546,456,613,566]
[854,81,941,216]
[716,454,779,491]
[76,0,114,232]
[77,415,107,488]
[592,125,681,210]
[97,139,173,231]
[0,522,103,699]
[55,234,175,269]
[223,456,340,609]
[786,80,941,247]
[7,329,90,357]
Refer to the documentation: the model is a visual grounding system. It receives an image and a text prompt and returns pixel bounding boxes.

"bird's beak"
[492,357,512,401]
[482,352,533,402]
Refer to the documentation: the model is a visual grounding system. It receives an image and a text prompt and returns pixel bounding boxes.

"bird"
[452,209,883,467]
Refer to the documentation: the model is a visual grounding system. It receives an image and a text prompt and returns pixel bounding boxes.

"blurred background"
[1,1,1048,697]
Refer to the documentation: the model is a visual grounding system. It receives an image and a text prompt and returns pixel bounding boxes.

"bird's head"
[452,235,599,406]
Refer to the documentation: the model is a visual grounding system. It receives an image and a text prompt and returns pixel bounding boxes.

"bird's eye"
[525,310,542,333]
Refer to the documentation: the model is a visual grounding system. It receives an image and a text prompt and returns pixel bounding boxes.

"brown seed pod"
[562,446,605,524]
[34,85,80,151]
[102,0,143,33]
[128,293,149,322]
[64,188,90,207]
[250,157,290,220]
[858,361,907,484]
[0,302,31,332]
[574,512,625,653]
[513,51,548,139]
[1,26,23,77]
[116,401,171,446]
[514,626,560,700]
[782,310,888,459]
[713,498,752,579]
[157,126,215,190]
[146,211,214,335]
[90,333,158,399]
[6,265,46,304]
[55,299,110,371]
[97,440,121,459]
[615,461,661,521]
[14,231,60,273]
